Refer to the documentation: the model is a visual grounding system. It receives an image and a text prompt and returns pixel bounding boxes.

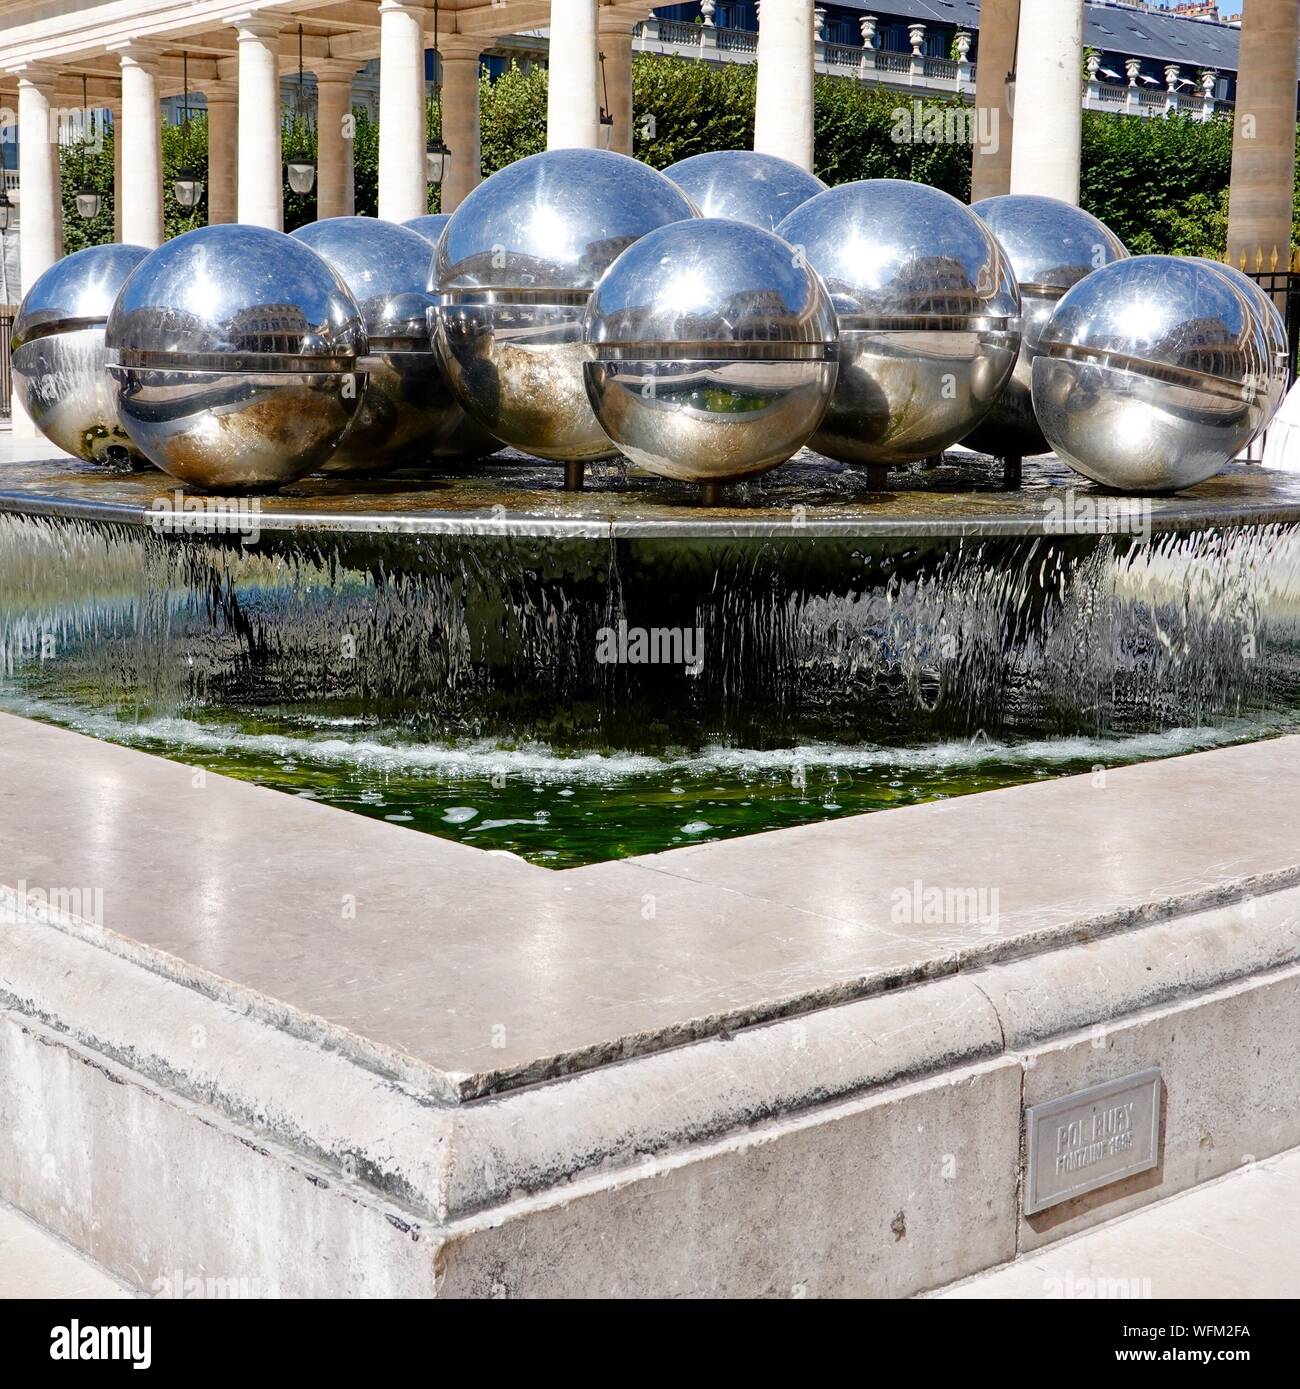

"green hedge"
[53,56,1298,261]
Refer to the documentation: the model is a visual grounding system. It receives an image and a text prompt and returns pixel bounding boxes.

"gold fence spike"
[1240,251,1248,271]
[1271,245,1280,272]
[1255,247,1264,273]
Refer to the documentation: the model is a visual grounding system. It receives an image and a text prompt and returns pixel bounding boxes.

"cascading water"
[3,511,1300,865]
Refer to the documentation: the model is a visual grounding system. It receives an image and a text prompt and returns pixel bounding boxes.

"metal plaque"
[1024,1068,1162,1215]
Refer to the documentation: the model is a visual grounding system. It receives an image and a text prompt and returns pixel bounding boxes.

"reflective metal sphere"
[1195,258,1290,428]
[663,151,827,233]
[105,224,367,491]
[583,219,838,483]
[11,244,151,464]
[432,148,699,463]
[1032,255,1279,493]
[966,195,1128,458]
[291,216,498,472]
[403,213,451,245]
[776,180,1021,467]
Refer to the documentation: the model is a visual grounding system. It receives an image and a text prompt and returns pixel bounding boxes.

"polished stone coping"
[3,440,1300,539]
[3,709,1299,1103]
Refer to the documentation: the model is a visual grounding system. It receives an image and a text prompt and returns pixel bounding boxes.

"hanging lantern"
[74,184,101,220]
[74,76,101,220]
[172,169,204,208]
[174,52,205,209]
[598,50,614,150]
[428,0,452,189]
[425,137,451,186]
[285,24,316,194]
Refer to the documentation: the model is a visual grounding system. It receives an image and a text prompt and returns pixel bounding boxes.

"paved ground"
[936,1147,1300,1299]
[0,1200,133,1299]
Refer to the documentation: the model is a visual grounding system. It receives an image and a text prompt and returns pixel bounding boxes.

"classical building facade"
[644,1,1250,109]
[0,1,1296,317]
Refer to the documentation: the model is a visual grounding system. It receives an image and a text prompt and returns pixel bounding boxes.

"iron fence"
[1243,269,1300,462]
[0,308,12,419]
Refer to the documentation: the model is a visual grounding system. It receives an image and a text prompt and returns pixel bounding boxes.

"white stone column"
[13,68,59,436]
[313,61,357,220]
[111,100,123,241]
[112,43,164,247]
[204,81,238,225]
[597,7,641,158]
[378,0,428,223]
[754,0,815,172]
[438,39,482,212]
[49,131,64,259]
[1009,0,1083,205]
[547,0,600,150]
[234,16,284,230]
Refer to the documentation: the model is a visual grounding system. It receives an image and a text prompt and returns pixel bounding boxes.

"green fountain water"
[3,509,1300,866]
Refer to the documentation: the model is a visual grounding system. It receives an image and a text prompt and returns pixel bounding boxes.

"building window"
[878,22,909,54]
[717,2,757,30]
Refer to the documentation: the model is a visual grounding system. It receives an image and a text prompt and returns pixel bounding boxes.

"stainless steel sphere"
[1031,255,1280,493]
[403,213,451,245]
[105,224,367,491]
[583,219,838,484]
[432,148,699,463]
[1194,258,1290,428]
[663,151,827,233]
[966,195,1128,459]
[776,180,1022,468]
[11,243,150,464]
[291,216,498,473]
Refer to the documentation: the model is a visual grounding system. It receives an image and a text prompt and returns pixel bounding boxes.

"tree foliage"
[53,57,1289,262]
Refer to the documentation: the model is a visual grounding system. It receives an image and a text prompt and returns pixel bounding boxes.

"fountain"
[3,154,1299,867]
[8,153,1300,1304]
[775,180,1023,485]
[10,243,151,465]
[662,149,827,231]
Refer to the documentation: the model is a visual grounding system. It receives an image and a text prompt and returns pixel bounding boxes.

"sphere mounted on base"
[776,180,1022,471]
[663,151,827,233]
[1031,255,1284,493]
[583,219,839,489]
[431,148,699,467]
[291,217,499,473]
[11,244,151,465]
[403,214,451,246]
[1194,257,1290,429]
[105,224,367,492]
[966,194,1128,460]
